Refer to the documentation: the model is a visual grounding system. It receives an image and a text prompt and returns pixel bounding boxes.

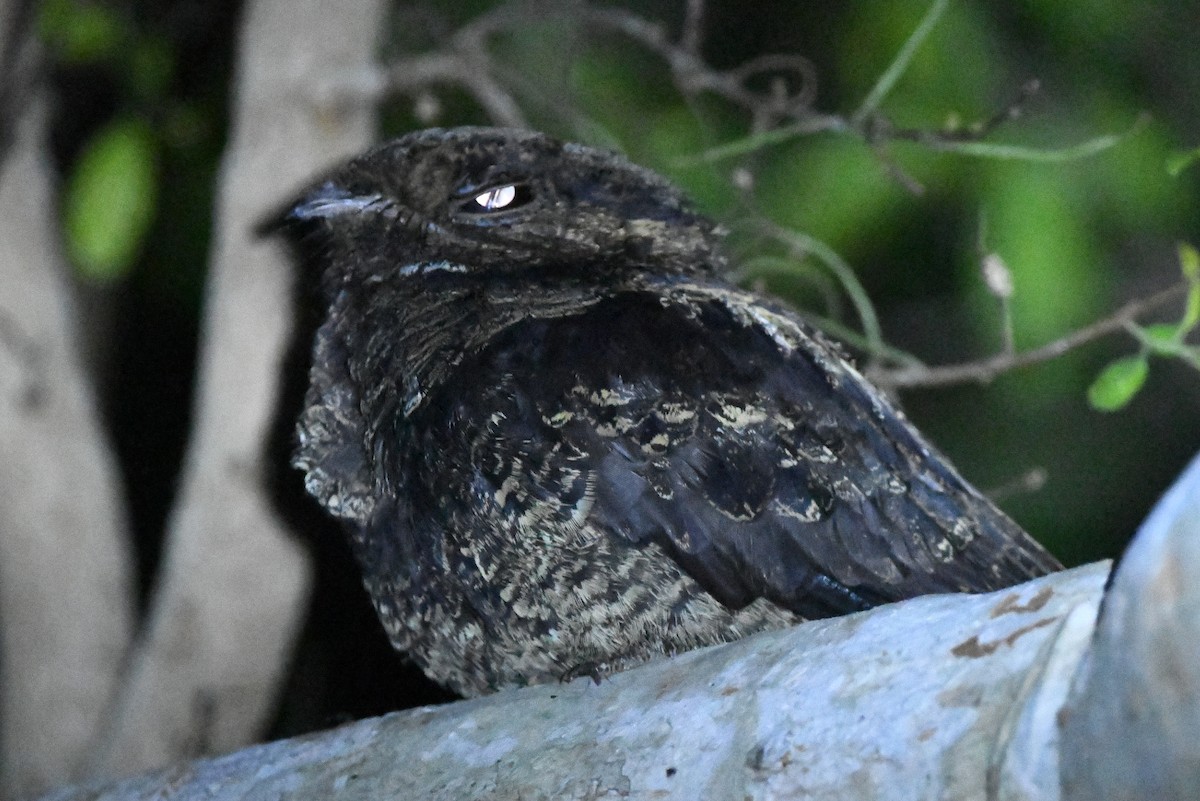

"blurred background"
[34,0,1200,733]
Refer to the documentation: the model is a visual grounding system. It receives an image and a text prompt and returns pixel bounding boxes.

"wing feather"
[403,287,1060,621]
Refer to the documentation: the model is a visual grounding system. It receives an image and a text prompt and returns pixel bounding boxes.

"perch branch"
[37,452,1200,801]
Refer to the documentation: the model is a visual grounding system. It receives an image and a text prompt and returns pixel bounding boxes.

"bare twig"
[313,6,527,128]
[381,52,527,128]
[852,0,950,126]
[680,0,705,55]
[872,283,1191,389]
[579,5,820,131]
[753,219,886,362]
[867,138,926,196]
[971,79,1040,137]
[0,0,40,168]
[361,0,1135,197]
[360,3,825,134]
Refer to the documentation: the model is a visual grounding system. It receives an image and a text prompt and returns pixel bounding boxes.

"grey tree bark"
[0,3,135,796]
[34,563,1109,801]
[1060,450,1200,800]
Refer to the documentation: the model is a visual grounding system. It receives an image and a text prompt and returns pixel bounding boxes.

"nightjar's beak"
[255,181,397,237]
[285,183,397,222]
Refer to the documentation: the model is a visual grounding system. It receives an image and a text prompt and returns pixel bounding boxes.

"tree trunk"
[86,0,385,780]
[0,4,135,795]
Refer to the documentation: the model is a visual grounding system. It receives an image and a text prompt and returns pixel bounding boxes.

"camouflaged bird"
[278,127,1061,697]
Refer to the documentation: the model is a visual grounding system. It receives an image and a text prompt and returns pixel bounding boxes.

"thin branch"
[914,114,1149,162]
[317,6,528,129]
[680,0,704,55]
[868,138,926,196]
[0,0,40,168]
[725,52,820,125]
[368,3,824,134]
[873,283,1191,389]
[754,220,886,363]
[579,6,765,110]
[969,78,1040,137]
[851,0,950,125]
[365,1,1137,190]
[673,115,848,166]
[805,313,926,371]
[375,52,527,128]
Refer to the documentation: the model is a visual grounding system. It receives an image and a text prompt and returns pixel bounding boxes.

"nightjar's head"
[278,127,725,284]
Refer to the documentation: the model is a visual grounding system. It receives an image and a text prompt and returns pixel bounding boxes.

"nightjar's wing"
[399,285,1060,621]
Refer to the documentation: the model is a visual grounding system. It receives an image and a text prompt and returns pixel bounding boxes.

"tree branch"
[872,282,1190,389]
[37,451,1200,800]
[379,52,527,128]
[36,563,1109,801]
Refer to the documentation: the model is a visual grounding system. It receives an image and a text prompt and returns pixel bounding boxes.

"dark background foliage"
[39,0,1200,732]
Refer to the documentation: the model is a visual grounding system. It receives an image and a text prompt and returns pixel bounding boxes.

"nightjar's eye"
[458,184,533,214]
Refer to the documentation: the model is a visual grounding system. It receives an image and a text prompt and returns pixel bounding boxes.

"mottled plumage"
[277,127,1060,696]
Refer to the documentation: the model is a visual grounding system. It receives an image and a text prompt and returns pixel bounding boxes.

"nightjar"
[276,127,1061,697]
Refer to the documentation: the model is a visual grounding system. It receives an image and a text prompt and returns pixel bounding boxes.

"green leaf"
[1138,323,1182,352]
[1167,147,1200,177]
[39,0,127,63]
[63,118,158,280]
[1180,242,1200,282]
[1087,355,1149,412]
[1184,282,1200,332]
[1178,243,1200,332]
